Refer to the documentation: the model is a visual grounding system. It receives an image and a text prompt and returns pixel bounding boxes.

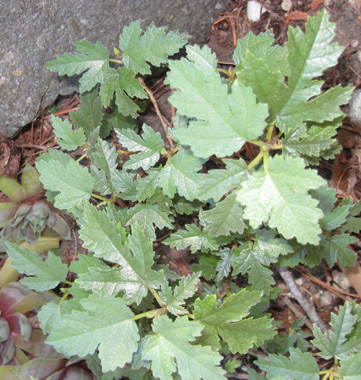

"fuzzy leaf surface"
[168,54,268,158]
[232,246,275,295]
[116,124,163,170]
[36,149,93,211]
[70,88,103,135]
[125,203,173,239]
[47,40,110,92]
[163,224,219,253]
[159,273,201,316]
[158,149,203,201]
[51,115,85,151]
[193,289,275,352]
[118,21,188,75]
[312,301,361,359]
[339,352,361,380]
[79,204,164,304]
[142,315,225,380]
[186,45,217,70]
[256,348,319,380]
[233,29,288,74]
[6,243,67,291]
[237,155,325,244]
[201,192,246,237]
[197,159,247,202]
[40,294,139,372]
[324,233,357,268]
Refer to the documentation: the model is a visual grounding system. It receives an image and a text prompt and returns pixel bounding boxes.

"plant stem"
[132,308,164,321]
[247,150,264,170]
[266,124,274,142]
[149,287,164,307]
[109,58,123,65]
[91,193,110,202]
[76,153,87,162]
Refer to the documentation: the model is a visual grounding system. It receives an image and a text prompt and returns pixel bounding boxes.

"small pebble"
[247,1,266,22]
[281,0,293,12]
[319,291,334,308]
[332,270,352,291]
[350,89,361,127]
[351,39,359,48]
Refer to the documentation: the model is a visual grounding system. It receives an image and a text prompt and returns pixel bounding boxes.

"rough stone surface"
[0,0,226,138]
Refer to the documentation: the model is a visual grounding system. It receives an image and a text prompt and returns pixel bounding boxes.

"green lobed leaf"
[163,224,219,254]
[338,352,361,380]
[51,115,85,151]
[283,125,337,159]
[142,315,225,380]
[197,158,247,202]
[158,149,203,201]
[237,11,352,135]
[237,155,325,245]
[159,272,201,316]
[215,248,234,281]
[201,192,246,237]
[70,88,103,135]
[340,201,361,234]
[36,149,93,212]
[168,56,269,158]
[256,348,319,380]
[233,29,289,75]
[324,233,357,268]
[193,289,275,352]
[40,294,140,372]
[125,203,174,240]
[232,245,275,295]
[119,21,188,75]
[78,204,164,304]
[116,124,164,170]
[6,242,68,291]
[312,301,361,359]
[47,40,110,93]
[185,44,218,70]
[135,169,160,202]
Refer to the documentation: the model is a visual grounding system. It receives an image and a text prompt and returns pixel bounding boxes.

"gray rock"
[0,0,226,138]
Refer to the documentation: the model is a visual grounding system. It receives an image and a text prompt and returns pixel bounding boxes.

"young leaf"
[69,88,103,135]
[40,294,140,372]
[193,289,275,352]
[118,21,188,75]
[312,301,361,359]
[6,243,67,291]
[324,233,357,268]
[36,149,93,212]
[158,149,203,201]
[197,158,247,202]
[256,348,319,380]
[237,11,352,134]
[159,272,201,316]
[164,224,219,253]
[125,203,174,240]
[142,315,225,380]
[47,40,110,93]
[186,45,217,70]
[51,115,85,151]
[201,192,246,237]
[237,155,325,245]
[116,124,164,170]
[135,169,160,202]
[215,248,234,281]
[168,52,269,158]
[338,352,361,380]
[79,204,164,304]
[232,245,275,295]
[233,29,288,75]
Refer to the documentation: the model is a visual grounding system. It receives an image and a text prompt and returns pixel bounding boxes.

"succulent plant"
[0,165,71,254]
